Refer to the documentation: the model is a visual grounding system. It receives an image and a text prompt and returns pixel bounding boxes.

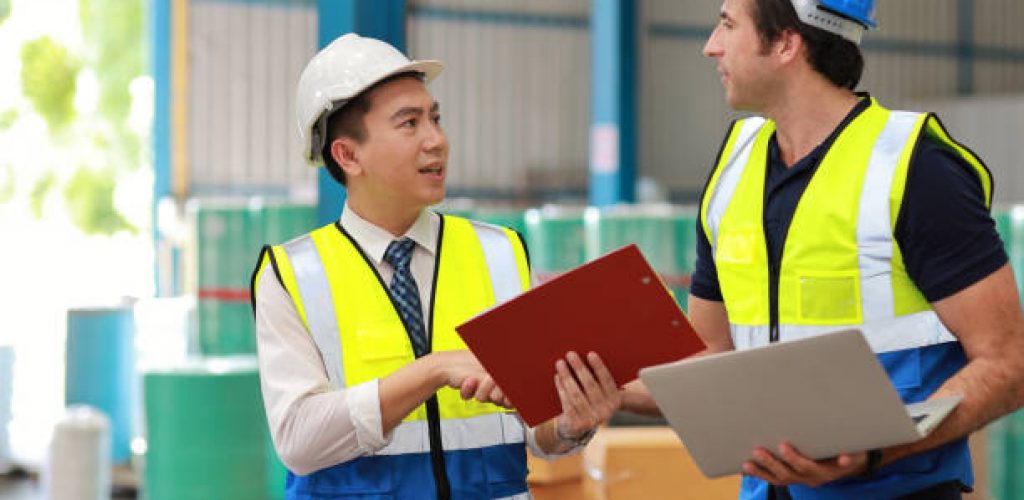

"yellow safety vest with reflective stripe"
[254,214,532,499]
[701,98,989,499]
[702,98,990,348]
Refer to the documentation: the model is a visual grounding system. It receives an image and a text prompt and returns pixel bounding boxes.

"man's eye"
[432,115,441,125]
[402,119,416,128]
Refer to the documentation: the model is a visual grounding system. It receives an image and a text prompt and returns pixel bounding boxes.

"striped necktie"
[383,237,429,357]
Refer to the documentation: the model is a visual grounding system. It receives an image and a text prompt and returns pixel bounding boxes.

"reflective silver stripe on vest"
[281,235,346,388]
[470,221,525,304]
[730,310,956,352]
[374,412,526,455]
[705,117,767,253]
[857,111,922,321]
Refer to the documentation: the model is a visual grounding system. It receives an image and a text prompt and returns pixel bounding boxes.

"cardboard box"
[582,426,741,500]
[527,448,583,484]
[530,478,585,500]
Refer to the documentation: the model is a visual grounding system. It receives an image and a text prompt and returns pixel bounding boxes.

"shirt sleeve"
[689,209,724,301]
[254,268,391,476]
[895,137,1008,302]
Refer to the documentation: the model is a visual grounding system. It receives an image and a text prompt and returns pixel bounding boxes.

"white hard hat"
[295,33,443,166]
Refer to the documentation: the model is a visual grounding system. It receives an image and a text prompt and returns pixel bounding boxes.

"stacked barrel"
[138,197,316,500]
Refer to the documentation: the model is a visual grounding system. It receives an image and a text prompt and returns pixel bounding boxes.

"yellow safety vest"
[701,98,990,349]
[254,214,532,499]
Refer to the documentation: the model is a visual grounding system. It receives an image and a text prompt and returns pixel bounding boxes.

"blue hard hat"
[818,0,877,28]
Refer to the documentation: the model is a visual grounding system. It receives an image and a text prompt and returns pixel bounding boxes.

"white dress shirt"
[255,205,562,476]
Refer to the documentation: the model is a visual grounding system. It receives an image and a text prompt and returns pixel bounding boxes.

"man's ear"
[776,28,803,65]
[331,137,362,178]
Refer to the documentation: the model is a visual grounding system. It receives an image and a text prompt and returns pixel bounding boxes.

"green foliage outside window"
[20,37,80,132]
[11,0,145,235]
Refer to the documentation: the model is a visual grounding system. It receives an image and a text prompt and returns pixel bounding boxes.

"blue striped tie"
[383,238,429,357]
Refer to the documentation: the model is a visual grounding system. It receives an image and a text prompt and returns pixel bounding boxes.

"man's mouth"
[419,165,444,176]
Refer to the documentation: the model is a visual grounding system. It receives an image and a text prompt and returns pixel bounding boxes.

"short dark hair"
[750,0,864,90]
[321,71,426,186]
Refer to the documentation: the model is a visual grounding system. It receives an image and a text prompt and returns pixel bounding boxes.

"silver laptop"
[638,329,962,478]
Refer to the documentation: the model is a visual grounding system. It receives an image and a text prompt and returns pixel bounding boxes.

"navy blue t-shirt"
[690,100,1007,303]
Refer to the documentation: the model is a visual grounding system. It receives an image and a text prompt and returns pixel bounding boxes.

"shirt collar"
[339,205,438,267]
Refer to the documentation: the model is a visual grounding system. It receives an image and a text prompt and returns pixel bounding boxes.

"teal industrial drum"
[255,199,317,245]
[65,306,135,464]
[189,198,259,290]
[196,300,256,355]
[989,409,1024,500]
[992,206,1011,251]
[475,208,528,236]
[1008,206,1024,299]
[524,206,586,281]
[671,207,700,311]
[143,357,284,500]
[188,198,260,355]
[583,205,691,310]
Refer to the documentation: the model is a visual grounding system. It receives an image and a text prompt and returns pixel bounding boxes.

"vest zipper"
[768,251,781,343]
[424,396,451,500]
[425,216,451,500]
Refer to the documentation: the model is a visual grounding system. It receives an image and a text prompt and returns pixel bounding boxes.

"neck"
[762,75,859,167]
[346,195,423,237]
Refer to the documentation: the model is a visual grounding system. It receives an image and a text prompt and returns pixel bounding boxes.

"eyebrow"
[390,101,441,122]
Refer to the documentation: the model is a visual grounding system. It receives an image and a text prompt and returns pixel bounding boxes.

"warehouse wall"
[642,0,1024,201]
[186,0,317,196]
[408,0,591,201]
[180,0,1024,202]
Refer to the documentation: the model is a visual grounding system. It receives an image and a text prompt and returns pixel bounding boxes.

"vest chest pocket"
[354,323,416,361]
[797,270,862,324]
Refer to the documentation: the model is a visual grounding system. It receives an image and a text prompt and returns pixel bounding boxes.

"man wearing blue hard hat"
[619,0,1024,498]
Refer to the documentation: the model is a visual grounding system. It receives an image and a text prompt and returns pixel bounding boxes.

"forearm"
[882,347,1024,465]
[620,379,662,416]
[620,296,733,417]
[377,354,447,433]
[881,265,1024,466]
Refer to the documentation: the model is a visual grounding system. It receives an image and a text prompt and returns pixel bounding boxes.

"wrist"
[554,417,595,447]
[423,352,447,389]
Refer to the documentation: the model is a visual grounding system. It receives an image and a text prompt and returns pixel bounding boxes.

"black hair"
[750,0,864,90]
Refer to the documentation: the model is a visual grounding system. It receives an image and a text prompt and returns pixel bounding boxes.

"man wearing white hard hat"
[618,0,1024,498]
[251,33,619,499]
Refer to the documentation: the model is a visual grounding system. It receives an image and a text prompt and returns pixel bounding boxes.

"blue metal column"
[315,0,407,225]
[151,0,176,296]
[956,0,975,95]
[589,0,637,207]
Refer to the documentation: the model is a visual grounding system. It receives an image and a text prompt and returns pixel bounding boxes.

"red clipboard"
[456,244,706,427]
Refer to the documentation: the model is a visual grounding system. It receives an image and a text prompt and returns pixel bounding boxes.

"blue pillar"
[151,0,176,296]
[589,0,637,207]
[956,0,975,95]
[315,0,407,225]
